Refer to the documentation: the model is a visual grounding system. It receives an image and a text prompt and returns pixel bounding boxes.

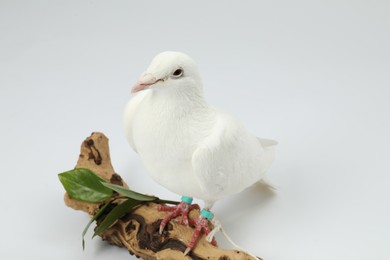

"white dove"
[124,51,277,254]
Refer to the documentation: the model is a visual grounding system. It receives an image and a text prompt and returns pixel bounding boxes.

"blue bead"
[181,196,193,204]
[201,209,214,220]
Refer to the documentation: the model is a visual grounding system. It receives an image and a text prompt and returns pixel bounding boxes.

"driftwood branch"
[63,132,256,260]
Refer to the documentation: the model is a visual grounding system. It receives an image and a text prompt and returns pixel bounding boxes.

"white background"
[1,1,389,259]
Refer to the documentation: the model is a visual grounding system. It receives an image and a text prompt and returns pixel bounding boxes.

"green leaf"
[100,181,157,201]
[58,168,113,202]
[82,201,111,250]
[93,199,141,237]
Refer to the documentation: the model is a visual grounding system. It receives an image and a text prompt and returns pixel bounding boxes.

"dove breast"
[124,88,270,202]
[124,88,214,199]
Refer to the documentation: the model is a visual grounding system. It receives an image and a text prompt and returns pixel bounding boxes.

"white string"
[206,218,260,260]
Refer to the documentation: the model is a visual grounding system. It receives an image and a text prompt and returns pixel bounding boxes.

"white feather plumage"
[124,51,276,209]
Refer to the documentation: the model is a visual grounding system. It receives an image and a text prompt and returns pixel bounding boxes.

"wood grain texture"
[63,132,257,260]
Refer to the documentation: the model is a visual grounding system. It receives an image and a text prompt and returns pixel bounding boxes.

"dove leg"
[157,196,199,233]
[184,209,217,255]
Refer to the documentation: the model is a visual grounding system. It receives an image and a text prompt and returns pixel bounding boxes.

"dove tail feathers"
[257,174,278,190]
[258,138,278,148]
[256,137,278,190]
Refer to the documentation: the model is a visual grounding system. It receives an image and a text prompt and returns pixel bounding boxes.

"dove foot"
[184,209,217,255]
[157,196,199,234]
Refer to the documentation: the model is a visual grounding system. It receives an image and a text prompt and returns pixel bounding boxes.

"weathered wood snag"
[63,132,257,260]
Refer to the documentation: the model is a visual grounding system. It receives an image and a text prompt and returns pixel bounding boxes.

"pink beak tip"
[131,75,158,94]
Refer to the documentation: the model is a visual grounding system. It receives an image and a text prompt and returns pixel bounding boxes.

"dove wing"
[192,112,263,198]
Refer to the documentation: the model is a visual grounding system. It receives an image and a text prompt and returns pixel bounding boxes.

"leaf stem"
[155,198,180,205]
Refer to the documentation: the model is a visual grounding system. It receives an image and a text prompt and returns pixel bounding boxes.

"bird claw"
[157,201,199,233]
[183,247,191,256]
[157,202,217,254]
[184,214,218,254]
[159,225,164,235]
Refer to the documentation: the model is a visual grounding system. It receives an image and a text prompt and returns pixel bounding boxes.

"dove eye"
[171,68,184,78]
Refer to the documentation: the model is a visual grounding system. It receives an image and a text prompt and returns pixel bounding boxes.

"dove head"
[132,51,203,95]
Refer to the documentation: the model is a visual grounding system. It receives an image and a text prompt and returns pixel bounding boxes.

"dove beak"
[131,73,160,93]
